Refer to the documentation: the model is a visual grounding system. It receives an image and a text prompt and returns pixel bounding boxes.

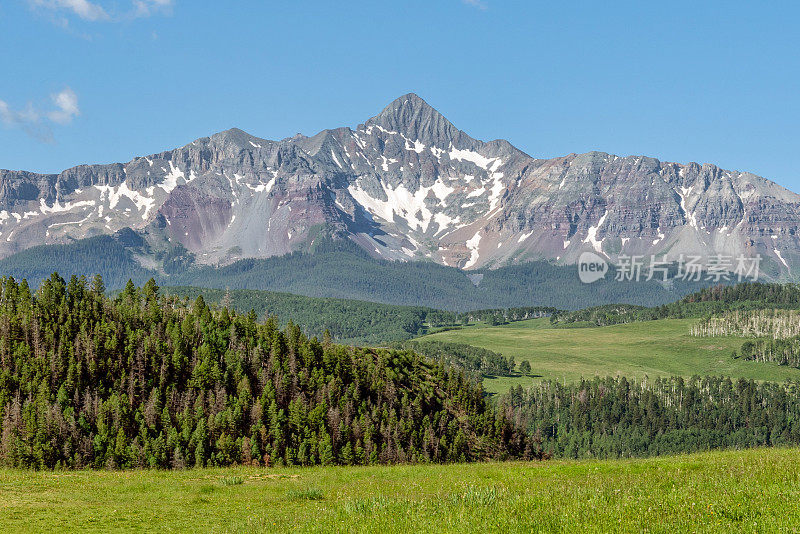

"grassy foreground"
[422,318,800,394]
[2,448,800,533]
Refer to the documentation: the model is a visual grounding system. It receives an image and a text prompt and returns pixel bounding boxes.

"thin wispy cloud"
[28,0,173,23]
[0,87,80,143]
[132,0,173,18]
[462,0,488,10]
[29,0,109,21]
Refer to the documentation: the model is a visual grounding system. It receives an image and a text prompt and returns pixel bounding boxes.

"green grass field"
[421,318,800,394]
[2,448,799,532]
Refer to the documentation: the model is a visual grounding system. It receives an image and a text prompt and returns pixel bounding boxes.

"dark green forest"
[164,287,557,345]
[0,234,154,290]
[126,240,729,310]
[0,233,716,311]
[164,287,433,345]
[0,275,539,469]
[507,375,800,459]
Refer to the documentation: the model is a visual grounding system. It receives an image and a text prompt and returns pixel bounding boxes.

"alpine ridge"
[1,93,798,277]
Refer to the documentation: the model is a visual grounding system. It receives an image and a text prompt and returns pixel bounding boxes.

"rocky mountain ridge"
[1,93,797,277]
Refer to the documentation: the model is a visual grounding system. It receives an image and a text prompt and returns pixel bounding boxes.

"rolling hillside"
[0,276,536,470]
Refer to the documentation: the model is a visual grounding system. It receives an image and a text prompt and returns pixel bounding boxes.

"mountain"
[1,93,798,277]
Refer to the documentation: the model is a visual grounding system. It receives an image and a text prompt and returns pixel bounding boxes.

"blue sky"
[1,1,799,191]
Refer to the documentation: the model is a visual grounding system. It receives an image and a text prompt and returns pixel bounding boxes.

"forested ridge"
[551,282,800,327]
[164,287,432,345]
[163,287,556,345]
[0,274,540,469]
[0,234,712,311]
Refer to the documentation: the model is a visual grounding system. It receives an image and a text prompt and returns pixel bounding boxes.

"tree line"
[0,274,540,469]
[504,375,800,459]
[551,282,800,328]
[691,309,800,339]
[165,287,431,345]
[165,287,557,345]
[735,337,800,368]
[0,233,710,312]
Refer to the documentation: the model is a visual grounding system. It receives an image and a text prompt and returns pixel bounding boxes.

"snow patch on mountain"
[94,182,155,219]
[448,147,501,171]
[517,231,533,243]
[331,150,343,169]
[39,198,96,215]
[678,186,699,230]
[348,179,455,233]
[584,211,608,254]
[464,231,482,269]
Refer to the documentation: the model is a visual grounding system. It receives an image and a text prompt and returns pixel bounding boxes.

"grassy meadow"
[421,318,800,394]
[1,448,799,532]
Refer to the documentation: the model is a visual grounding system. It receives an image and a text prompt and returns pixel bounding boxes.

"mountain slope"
[1,93,797,276]
[0,236,717,311]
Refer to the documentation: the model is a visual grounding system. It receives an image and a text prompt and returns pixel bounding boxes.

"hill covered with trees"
[0,274,539,469]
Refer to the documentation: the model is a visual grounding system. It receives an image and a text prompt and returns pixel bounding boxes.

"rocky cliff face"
[1,93,798,277]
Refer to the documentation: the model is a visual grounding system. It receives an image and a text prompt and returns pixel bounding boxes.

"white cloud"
[132,0,173,18]
[29,0,173,22]
[0,87,80,142]
[29,0,109,21]
[0,101,10,124]
[462,0,488,9]
[48,88,80,124]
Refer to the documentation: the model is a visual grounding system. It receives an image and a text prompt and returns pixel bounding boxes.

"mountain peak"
[215,127,254,142]
[387,92,433,111]
[366,93,467,146]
